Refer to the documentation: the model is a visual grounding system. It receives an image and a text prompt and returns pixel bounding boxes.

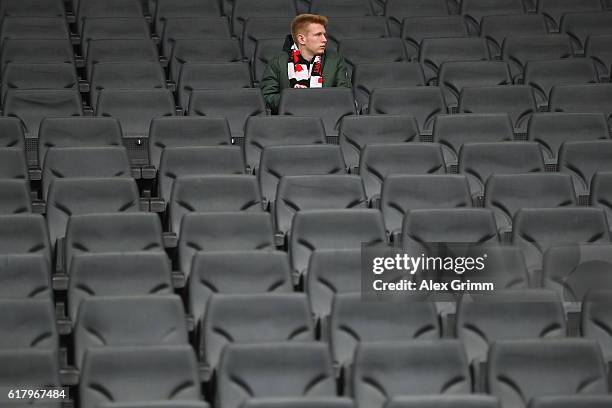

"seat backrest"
[0,254,51,300]
[528,396,612,408]
[81,17,151,55]
[309,0,374,16]
[401,16,468,57]
[582,290,612,362]
[0,298,57,350]
[461,0,524,29]
[501,35,573,80]
[231,0,296,36]
[86,39,158,80]
[0,149,27,181]
[558,140,612,197]
[338,38,409,75]
[76,0,144,33]
[384,0,450,35]
[170,39,242,83]
[419,37,489,83]
[326,16,389,51]
[241,17,291,62]
[154,0,221,36]
[537,0,602,31]
[163,17,231,58]
[0,214,51,267]
[0,349,59,389]
[560,11,612,52]
[591,172,612,229]
[252,37,285,83]
[241,398,355,408]
[0,180,30,215]
[385,396,501,408]
[438,61,511,108]
[1,62,78,102]
[480,15,547,58]
[1,39,74,68]
[550,83,612,127]
[0,117,25,150]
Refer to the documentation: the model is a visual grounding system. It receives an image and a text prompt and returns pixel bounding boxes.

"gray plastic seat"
[461,0,525,32]
[353,341,471,408]
[155,0,221,36]
[241,18,291,62]
[592,172,612,230]
[558,140,612,198]
[231,0,296,37]
[338,38,410,75]
[560,12,612,52]
[76,0,144,33]
[216,342,335,408]
[419,37,489,83]
[359,143,446,202]
[0,254,51,300]
[381,174,471,235]
[242,399,354,408]
[0,0,65,16]
[487,339,607,408]
[0,148,27,180]
[252,37,286,84]
[501,35,573,80]
[537,0,603,32]
[309,0,373,16]
[384,0,451,36]
[81,17,151,56]
[585,34,612,80]
[79,345,200,408]
[100,403,210,408]
[582,290,612,361]
[0,117,25,150]
[163,17,231,58]
[326,16,389,51]
[549,83,612,126]
[0,349,60,390]
[529,396,612,408]
[0,298,57,350]
[1,63,78,102]
[385,396,501,408]
[0,17,68,46]
[170,38,242,80]
[0,214,51,267]
[461,244,530,289]
[86,39,159,80]
[401,16,468,59]
[1,39,74,69]
[480,15,548,59]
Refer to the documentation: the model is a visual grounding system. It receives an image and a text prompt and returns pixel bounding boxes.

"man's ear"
[297,32,306,45]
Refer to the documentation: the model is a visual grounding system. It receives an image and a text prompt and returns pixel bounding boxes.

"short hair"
[291,14,328,42]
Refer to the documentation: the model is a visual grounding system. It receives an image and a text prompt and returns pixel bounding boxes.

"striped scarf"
[288,43,324,89]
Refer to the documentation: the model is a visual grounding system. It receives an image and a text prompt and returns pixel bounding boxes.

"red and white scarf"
[288,43,324,89]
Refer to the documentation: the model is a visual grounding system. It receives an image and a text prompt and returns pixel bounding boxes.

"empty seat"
[439,61,511,109]
[99,403,210,408]
[585,35,612,80]
[384,0,451,36]
[79,345,200,408]
[0,180,30,215]
[65,212,164,273]
[488,339,607,408]
[188,88,266,140]
[3,89,83,138]
[290,209,386,278]
[42,146,131,200]
[484,173,576,233]
[2,63,78,101]
[170,39,242,84]
[528,113,609,166]
[381,174,471,235]
[0,117,25,150]
[462,244,530,289]
[326,16,389,51]
[457,290,566,365]
[169,175,262,234]
[74,295,188,368]
[461,0,525,32]
[0,349,59,390]
[512,208,610,281]
[86,39,159,80]
[402,16,468,59]
[310,0,373,16]
[529,396,612,408]
[458,86,537,134]
[278,88,357,137]
[1,0,65,18]
[163,17,232,58]
[0,299,57,350]
[231,0,296,37]
[419,37,489,83]
[582,290,612,361]
[242,399,354,408]
[359,143,446,202]
[537,0,603,31]
[76,0,144,33]
[481,15,548,59]
[502,35,574,80]
[352,62,425,111]
[338,38,410,75]
[0,215,51,267]
[154,0,221,36]
[241,18,291,61]
[550,83,612,128]
[178,212,275,278]
[81,17,151,56]
[0,254,51,300]
[592,172,612,228]
[258,145,346,203]
[353,341,470,408]
[275,175,367,234]
[244,116,326,172]
[252,37,286,84]
[178,62,252,109]
[159,146,245,205]
[46,178,141,247]
[386,396,501,408]
[369,87,447,134]
[558,140,612,198]
[339,115,419,171]
[561,12,612,52]
[68,252,173,322]
[202,293,314,371]
[1,39,73,68]
[216,342,335,408]
[0,148,27,180]
[1,17,68,46]
[330,293,440,367]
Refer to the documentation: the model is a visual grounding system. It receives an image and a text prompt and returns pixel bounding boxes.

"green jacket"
[260,50,352,113]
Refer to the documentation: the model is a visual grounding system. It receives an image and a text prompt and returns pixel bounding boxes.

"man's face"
[298,23,327,57]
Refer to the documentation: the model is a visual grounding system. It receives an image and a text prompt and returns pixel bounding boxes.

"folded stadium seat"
[401,16,468,60]
[258,145,346,205]
[64,212,165,273]
[524,59,599,108]
[46,178,141,247]
[79,345,201,408]
[480,15,548,59]
[310,0,374,16]
[456,290,566,369]
[158,146,245,205]
[438,61,511,111]
[512,208,610,283]
[352,340,471,408]
[289,209,386,280]
[368,86,447,136]
[560,12,612,53]
[460,0,525,34]
[0,349,60,396]
[527,113,609,169]
[543,244,612,302]
[501,35,574,81]
[537,0,603,32]
[42,146,132,200]
[0,117,25,150]
[99,403,210,408]
[352,62,425,112]
[584,34,612,80]
[67,252,173,322]
[433,113,514,171]
[74,295,189,368]
[550,83,612,127]
[202,293,314,375]
[487,339,608,408]
[330,293,440,368]
[169,175,262,234]
[188,88,266,142]
[163,17,232,58]
[177,62,252,110]
[241,399,354,408]
[231,0,297,37]
[484,173,577,235]
[591,172,612,229]
[241,18,292,62]
[359,143,446,203]
[325,16,389,52]
[0,299,57,350]
[216,342,336,408]
[458,86,537,136]
[419,37,489,85]
[0,214,51,268]
[154,0,221,37]
[0,17,69,47]
[178,212,275,278]
[384,0,452,36]
[385,396,501,408]
[0,148,28,180]
[80,17,152,56]
[75,0,144,34]
[459,244,530,289]
[275,175,367,235]
[528,396,612,408]
[0,254,52,300]
[0,180,30,214]
[338,38,411,77]
[90,62,167,109]
[0,0,65,17]
[1,63,78,103]
[244,116,326,173]
[381,174,471,237]
[148,116,232,171]
[252,37,287,84]
[558,140,612,201]
[339,115,419,171]
[582,290,612,362]
[85,39,159,80]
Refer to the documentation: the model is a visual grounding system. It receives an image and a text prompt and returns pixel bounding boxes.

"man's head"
[291,14,328,59]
